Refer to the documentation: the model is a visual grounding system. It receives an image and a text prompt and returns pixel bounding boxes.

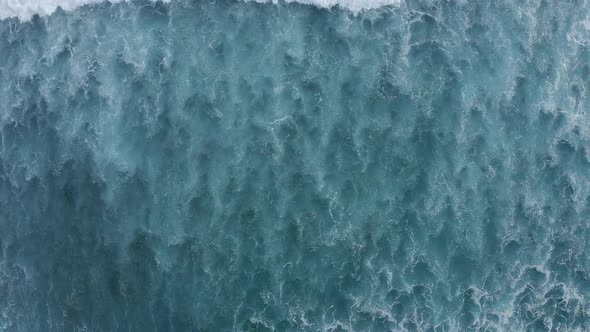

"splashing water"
[1,0,590,330]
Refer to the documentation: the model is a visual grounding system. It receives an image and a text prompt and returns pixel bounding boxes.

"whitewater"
[1,0,590,331]
[1,0,400,20]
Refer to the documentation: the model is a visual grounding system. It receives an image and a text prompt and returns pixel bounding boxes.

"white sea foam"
[0,0,400,21]
[250,0,400,13]
[0,0,121,20]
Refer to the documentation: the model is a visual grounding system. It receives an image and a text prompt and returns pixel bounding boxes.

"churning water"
[1,0,590,330]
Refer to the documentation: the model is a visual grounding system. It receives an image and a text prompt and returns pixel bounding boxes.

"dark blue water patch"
[1,0,590,330]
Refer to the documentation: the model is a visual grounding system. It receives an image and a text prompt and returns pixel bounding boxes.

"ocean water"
[1,0,590,330]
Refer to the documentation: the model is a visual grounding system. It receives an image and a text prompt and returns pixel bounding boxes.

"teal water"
[1,0,590,330]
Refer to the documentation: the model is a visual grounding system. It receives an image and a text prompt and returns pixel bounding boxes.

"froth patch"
[0,0,400,21]
[250,0,401,13]
[0,0,122,20]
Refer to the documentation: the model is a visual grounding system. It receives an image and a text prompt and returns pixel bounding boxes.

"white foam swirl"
[0,0,400,21]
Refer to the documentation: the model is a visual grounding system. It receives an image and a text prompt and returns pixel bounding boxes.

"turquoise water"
[1,0,590,330]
